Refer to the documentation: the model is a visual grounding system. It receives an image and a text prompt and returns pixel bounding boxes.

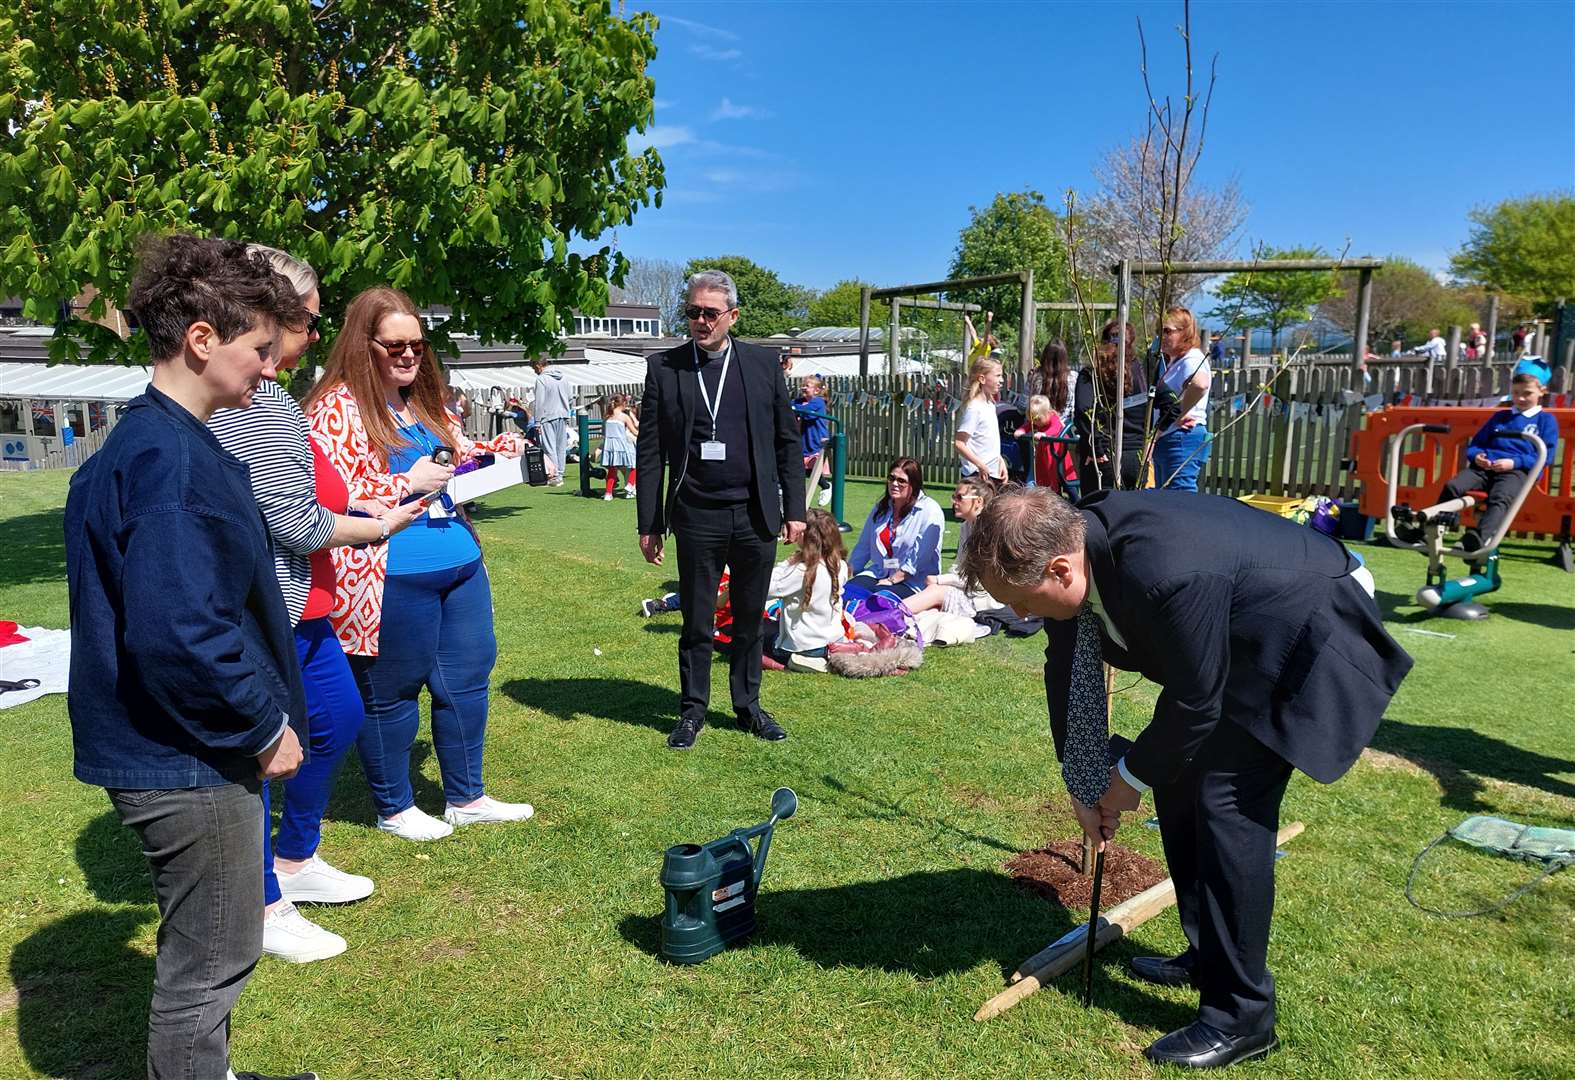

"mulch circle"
[1006,840,1169,910]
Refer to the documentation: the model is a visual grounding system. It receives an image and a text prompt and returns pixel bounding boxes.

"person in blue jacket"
[64,234,315,1080]
[846,457,945,600]
[1398,365,1559,555]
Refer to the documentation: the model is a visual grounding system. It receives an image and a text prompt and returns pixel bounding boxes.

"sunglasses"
[886,476,911,486]
[306,311,323,335]
[1161,325,1183,334]
[371,337,427,358]
[685,304,732,322]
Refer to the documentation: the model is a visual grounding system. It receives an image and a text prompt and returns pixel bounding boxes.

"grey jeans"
[109,780,264,1080]
[536,417,569,479]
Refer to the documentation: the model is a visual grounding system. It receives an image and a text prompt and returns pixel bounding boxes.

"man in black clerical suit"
[961,487,1412,1069]
[636,269,806,749]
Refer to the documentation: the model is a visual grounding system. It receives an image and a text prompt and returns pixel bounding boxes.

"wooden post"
[1484,293,1499,365]
[1446,326,1462,372]
[889,298,902,458]
[858,286,872,379]
[1242,327,1253,365]
[1352,267,1373,388]
[1112,260,1130,485]
[1018,270,1035,376]
[975,822,1307,1022]
[1268,365,1297,496]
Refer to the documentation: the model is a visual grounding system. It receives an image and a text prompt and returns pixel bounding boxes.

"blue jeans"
[1155,425,1212,491]
[261,617,366,904]
[350,559,496,817]
[109,781,263,1079]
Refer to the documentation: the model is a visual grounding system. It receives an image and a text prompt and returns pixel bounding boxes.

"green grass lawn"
[1,466,1571,1079]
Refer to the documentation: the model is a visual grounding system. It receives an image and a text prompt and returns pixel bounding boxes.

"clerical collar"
[699,339,730,362]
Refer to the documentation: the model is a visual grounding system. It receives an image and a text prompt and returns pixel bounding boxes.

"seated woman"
[900,476,1008,619]
[846,457,945,601]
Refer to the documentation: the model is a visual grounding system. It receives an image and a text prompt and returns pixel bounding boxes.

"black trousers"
[1152,718,1294,1036]
[673,497,777,725]
[1438,465,1529,542]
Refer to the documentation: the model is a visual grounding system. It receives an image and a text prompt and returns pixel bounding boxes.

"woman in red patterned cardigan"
[305,287,531,842]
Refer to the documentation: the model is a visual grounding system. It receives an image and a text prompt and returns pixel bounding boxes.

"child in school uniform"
[1014,394,1077,494]
[600,393,638,500]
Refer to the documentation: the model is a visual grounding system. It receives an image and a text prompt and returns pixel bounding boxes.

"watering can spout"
[752,787,798,885]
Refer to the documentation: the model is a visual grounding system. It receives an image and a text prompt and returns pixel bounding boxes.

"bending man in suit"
[636,269,807,749]
[961,487,1412,1069]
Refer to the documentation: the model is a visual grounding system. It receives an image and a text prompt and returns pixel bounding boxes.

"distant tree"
[807,279,886,328]
[1209,245,1343,352]
[948,190,1073,354]
[0,0,663,362]
[620,257,688,331]
[1086,137,1247,315]
[681,255,798,337]
[1319,257,1480,348]
[1449,193,1575,312]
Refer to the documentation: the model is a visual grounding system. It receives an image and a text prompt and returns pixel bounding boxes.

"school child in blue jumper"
[1398,365,1559,555]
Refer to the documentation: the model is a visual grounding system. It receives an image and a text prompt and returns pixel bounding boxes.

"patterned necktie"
[1063,604,1112,807]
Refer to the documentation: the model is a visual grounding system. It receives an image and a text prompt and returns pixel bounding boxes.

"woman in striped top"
[208,246,427,965]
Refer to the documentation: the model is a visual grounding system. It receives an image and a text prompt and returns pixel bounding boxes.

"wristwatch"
[378,516,392,542]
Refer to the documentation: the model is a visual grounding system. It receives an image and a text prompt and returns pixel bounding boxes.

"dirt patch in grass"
[1006,841,1168,910]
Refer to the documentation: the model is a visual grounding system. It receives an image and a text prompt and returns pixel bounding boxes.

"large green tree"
[806,278,884,329]
[681,255,800,338]
[1209,245,1343,352]
[1449,192,1575,310]
[1319,256,1479,348]
[0,0,664,361]
[947,190,1081,355]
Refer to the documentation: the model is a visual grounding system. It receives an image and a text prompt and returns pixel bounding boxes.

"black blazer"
[1044,490,1413,787]
[635,337,807,536]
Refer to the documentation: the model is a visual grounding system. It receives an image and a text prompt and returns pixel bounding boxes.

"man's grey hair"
[958,485,1086,593]
[244,243,318,299]
[687,269,738,309]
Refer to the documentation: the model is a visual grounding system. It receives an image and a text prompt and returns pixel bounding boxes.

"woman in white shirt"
[847,457,946,601]
[1152,306,1213,491]
[955,356,1006,482]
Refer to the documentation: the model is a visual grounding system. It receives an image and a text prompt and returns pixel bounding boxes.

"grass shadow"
[0,508,67,589]
[1371,718,1575,811]
[324,741,446,825]
[818,775,1018,855]
[501,676,681,733]
[11,811,159,1078]
[1484,601,1575,632]
[465,502,527,523]
[616,868,1194,1033]
[641,622,681,635]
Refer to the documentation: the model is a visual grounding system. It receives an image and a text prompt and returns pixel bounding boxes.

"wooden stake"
[974,821,1306,1021]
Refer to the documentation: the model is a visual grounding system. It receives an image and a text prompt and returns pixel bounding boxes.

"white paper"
[427,456,525,517]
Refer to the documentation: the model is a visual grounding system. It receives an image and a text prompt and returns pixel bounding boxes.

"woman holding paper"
[305,287,530,843]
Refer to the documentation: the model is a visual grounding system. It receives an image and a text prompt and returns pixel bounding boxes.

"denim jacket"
[65,385,308,789]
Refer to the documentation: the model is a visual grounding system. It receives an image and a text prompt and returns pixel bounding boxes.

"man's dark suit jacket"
[1045,490,1413,787]
[635,337,807,536]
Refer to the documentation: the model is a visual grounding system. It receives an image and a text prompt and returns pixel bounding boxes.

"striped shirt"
[208,379,337,625]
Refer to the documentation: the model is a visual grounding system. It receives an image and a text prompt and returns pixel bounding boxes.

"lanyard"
[391,408,438,455]
[692,340,732,437]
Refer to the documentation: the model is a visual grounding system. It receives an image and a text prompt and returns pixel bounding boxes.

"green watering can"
[660,787,798,964]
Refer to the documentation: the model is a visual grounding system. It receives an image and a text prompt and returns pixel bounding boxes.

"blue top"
[849,491,945,579]
[796,397,829,456]
[387,417,481,574]
[64,385,308,789]
[1466,408,1559,474]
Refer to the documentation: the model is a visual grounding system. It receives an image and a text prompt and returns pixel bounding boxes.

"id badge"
[700,440,727,461]
[883,558,901,572]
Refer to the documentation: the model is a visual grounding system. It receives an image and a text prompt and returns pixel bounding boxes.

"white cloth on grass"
[0,627,70,709]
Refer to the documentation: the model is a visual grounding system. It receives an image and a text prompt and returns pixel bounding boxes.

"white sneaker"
[624,485,636,498]
[603,492,614,501]
[377,806,454,842]
[443,796,535,826]
[817,487,832,507]
[787,653,829,673]
[276,856,374,905]
[262,901,347,964]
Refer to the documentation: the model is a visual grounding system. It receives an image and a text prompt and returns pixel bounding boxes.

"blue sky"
[609,0,1575,293]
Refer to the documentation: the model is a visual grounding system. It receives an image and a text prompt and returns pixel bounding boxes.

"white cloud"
[689,44,743,62]
[653,98,676,111]
[710,97,757,121]
[659,14,739,41]
[627,125,695,153]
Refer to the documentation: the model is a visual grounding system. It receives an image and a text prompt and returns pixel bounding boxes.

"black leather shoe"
[667,716,703,750]
[1143,1021,1277,1069]
[1129,952,1197,988]
[738,709,788,742]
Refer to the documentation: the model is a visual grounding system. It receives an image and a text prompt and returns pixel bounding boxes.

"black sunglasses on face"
[685,304,731,322]
[371,337,427,358]
[306,311,323,335]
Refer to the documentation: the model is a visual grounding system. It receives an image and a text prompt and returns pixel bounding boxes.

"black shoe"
[1392,517,1423,544]
[1460,528,1486,555]
[737,709,788,742]
[667,716,704,750]
[1143,1021,1277,1069]
[1129,952,1198,988]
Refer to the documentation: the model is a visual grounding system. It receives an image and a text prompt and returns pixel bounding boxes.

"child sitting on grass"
[1395,365,1559,556]
[765,509,850,673]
